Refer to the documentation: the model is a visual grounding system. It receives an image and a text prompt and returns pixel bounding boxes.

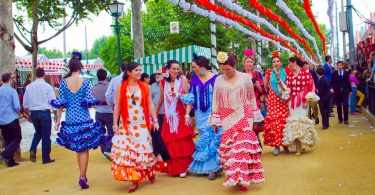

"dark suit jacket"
[330,70,351,95]
[316,75,330,101]
[309,69,319,86]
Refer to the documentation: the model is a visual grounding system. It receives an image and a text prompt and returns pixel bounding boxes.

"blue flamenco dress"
[51,79,105,152]
[181,74,222,174]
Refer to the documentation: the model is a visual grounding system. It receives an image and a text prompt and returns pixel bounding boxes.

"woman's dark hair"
[193,56,212,70]
[165,60,180,82]
[122,62,140,81]
[141,73,149,82]
[288,56,304,68]
[186,72,193,80]
[149,73,157,85]
[218,52,237,67]
[64,58,82,78]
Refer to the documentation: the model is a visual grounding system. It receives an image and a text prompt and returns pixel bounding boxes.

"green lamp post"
[109,0,125,67]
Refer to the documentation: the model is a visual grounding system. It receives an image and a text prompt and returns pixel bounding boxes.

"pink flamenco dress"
[208,72,265,187]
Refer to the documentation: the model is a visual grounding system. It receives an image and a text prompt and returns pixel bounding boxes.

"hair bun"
[72,52,82,61]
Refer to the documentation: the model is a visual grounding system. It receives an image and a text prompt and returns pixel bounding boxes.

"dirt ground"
[1,112,374,195]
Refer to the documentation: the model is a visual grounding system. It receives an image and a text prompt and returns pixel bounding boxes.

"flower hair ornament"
[217,52,229,63]
[244,48,255,57]
[289,52,296,58]
[72,51,82,60]
[162,67,169,78]
[272,51,281,58]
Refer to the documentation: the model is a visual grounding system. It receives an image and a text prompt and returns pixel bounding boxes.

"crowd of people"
[0,50,375,193]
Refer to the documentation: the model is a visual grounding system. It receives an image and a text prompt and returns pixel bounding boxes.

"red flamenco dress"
[263,68,290,147]
[161,78,195,176]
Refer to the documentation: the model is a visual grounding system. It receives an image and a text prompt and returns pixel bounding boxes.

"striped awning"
[133,45,211,75]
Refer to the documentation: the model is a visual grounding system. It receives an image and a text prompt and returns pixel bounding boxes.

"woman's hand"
[152,122,159,131]
[112,125,119,134]
[184,115,191,127]
[54,118,61,131]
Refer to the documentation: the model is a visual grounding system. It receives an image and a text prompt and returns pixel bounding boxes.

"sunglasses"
[156,73,162,75]
[130,94,136,106]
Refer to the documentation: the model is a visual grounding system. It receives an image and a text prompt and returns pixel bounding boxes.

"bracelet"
[112,125,118,128]
[153,119,158,122]
[54,115,61,119]
[184,115,190,118]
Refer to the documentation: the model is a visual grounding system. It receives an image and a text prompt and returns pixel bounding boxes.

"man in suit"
[316,67,330,129]
[330,61,352,125]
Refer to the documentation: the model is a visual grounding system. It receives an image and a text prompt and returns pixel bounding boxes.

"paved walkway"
[1,111,374,195]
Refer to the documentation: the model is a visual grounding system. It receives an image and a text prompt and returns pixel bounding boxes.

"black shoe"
[42,159,55,164]
[4,158,19,167]
[322,126,329,130]
[315,118,319,124]
[30,151,36,163]
[329,113,335,117]
[344,121,349,125]
[339,121,343,124]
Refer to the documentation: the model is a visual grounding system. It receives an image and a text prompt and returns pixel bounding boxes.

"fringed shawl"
[190,74,218,112]
[286,69,315,109]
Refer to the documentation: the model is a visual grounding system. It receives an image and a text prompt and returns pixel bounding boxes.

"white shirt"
[23,78,56,111]
[105,72,123,106]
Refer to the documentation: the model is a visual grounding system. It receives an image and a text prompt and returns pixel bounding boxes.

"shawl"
[270,67,287,98]
[190,74,218,112]
[120,79,151,131]
[163,77,184,134]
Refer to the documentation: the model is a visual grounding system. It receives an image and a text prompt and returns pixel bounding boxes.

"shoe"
[339,121,343,124]
[273,147,280,156]
[295,151,301,156]
[5,159,19,167]
[315,118,319,124]
[30,151,36,162]
[128,182,139,193]
[351,112,360,115]
[329,113,335,117]
[344,121,349,125]
[42,159,55,164]
[283,146,289,153]
[208,172,216,180]
[322,126,329,130]
[103,152,112,161]
[179,172,187,178]
[149,175,155,184]
[238,185,248,192]
[78,178,89,189]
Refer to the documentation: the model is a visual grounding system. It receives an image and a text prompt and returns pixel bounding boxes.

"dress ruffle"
[282,116,319,147]
[219,126,264,187]
[57,119,105,152]
[188,126,222,174]
[180,93,195,104]
[163,136,195,176]
[50,99,67,109]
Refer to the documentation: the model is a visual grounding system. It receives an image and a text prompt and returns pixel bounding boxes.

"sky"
[13,0,375,59]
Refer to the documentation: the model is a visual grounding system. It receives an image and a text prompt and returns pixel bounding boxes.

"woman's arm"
[112,87,121,133]
[156,83,164,114]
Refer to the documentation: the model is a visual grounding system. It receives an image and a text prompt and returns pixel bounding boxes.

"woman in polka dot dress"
[111,62,160,193]
[156,60,195,178]
[282,55,319,156]
[209,52,264,192]
[263,52,291,156]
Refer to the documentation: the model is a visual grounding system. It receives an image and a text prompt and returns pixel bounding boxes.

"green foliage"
[38,47,63,59]
[99,36,134,74]
[91,36,109,58]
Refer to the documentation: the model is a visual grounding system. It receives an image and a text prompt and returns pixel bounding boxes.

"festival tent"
[133,45,212,75]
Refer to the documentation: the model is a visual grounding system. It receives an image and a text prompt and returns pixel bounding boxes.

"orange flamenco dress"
[111,80,161,183]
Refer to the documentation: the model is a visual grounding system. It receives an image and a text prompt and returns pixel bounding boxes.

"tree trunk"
[0,0,15,75]
[31,0,39,80]
[131,0,144,59]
